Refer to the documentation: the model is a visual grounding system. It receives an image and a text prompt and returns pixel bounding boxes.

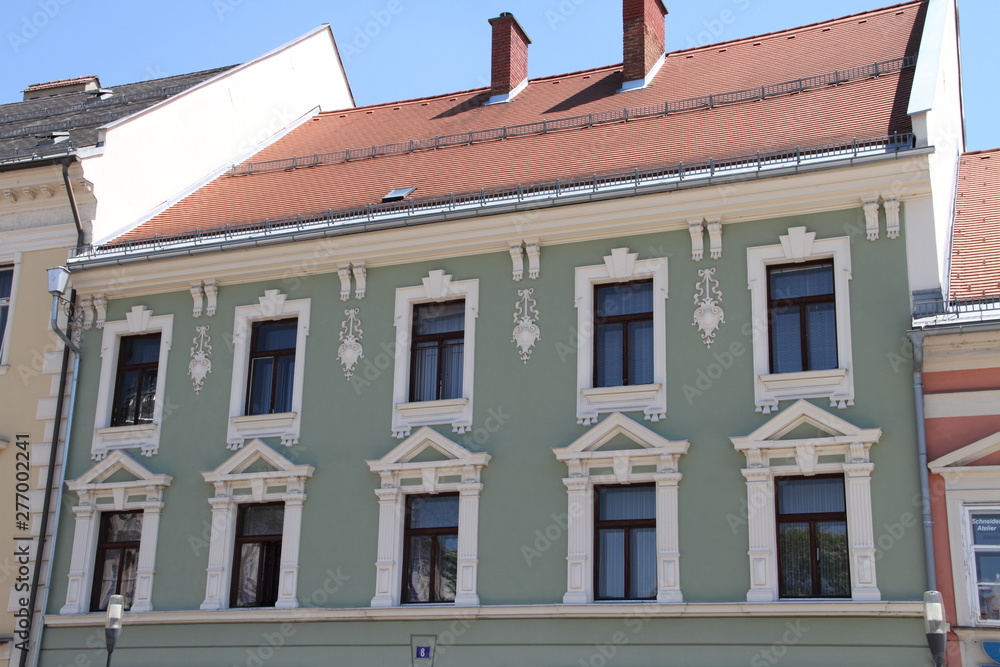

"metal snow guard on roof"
[228,55,916,177]
[75,132,916,261]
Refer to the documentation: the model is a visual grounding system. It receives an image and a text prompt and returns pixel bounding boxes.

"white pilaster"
[454,482,482,606]
[655,472,683,603]
[563,476,593,604]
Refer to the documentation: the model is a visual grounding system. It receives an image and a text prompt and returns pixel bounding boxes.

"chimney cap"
[488,11,532,44]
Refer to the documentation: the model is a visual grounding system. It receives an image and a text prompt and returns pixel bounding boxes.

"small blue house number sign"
[415,646,433,659]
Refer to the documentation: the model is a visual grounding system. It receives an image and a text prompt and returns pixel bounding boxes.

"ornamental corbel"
[190,282,205,318]
[862,199,880,241]
[746,448,766,468]
[93,295,108,329]
[21,187,36,200]
[462,464,477,483]
[39,184,54,198]
[525,240,541,279]
[79,297,94,330]
[707,217,723,259]
[352,263,367,300]
[509,243,524,281]
[688,219,705,261]
[883,198,900,239]
[848,442,870,463]
[338,265,352,301]
[204,280,218,316]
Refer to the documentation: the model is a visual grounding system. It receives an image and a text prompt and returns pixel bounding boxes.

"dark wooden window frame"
[110,333,161,427]
[593,483,656,601]
[775,474,849,599]
[402,493,459,604]
[593,280,654,387]
[409,301,465,402]
[90,510,142,612]
[766,259,837,374]
[245,319,297,415]
[230,502,284,608]
[0,266,11,351]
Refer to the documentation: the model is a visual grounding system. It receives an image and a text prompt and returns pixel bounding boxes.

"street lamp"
[46,266,80,355]
[924,590,947,667]
[104,594,124,667]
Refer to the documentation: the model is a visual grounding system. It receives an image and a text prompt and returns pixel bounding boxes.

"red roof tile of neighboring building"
[23,75,100,92]
[950,149,1000,300]
[121,1,926,242]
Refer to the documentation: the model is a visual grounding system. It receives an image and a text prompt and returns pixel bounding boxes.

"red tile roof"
[950,149,1000,300]
[121,1,926,243]
[24,75,100,92]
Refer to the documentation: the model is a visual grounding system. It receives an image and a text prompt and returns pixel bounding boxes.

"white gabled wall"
[83,25,354,245]
[906,0,965,299]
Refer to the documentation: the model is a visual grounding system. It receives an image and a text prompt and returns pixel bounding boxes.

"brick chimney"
[487,12,531,104]
[621,0,667,91]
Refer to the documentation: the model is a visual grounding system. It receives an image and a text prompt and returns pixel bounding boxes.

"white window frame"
[200,439,314,610]
[60,451,172,614]
[746,226,854,414]
[0,255,19,373]
[929,432,1000,628]
[552,412,689,604]
[367,427,490,607]
[227,289,310,449]
[391,270,479,438]
[730,399,881,602]
[92,306,173,460]
[574,248,668,426]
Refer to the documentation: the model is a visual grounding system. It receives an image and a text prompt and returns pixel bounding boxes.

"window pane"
[120,547,140,609]
[770,306,803,373]
[595,323,623,387]
[241,505,284,537]
[435,534,458,603]
[273,354,295,413]
[596,282,653,317]
[410,342,439,402]
[816,521,849,596]
[439,339,464,400]
[414,301,465,335]
[972,513,1000,546]
[235,543,262,606]
[769,264,834,300]
[111,370,139,425]
[779,522,812,597]
[95,549,121,612]
[0,306,8,351]
[247,357,274,415]
[253,320,297,352]
[598,486,655,521]
[598,528,625,599]
[105,512,143,542]
[0,268,12,298]
[777,477,845,514]
[120,335,160,365]
[406,535,432,603]
[137,370,157,423]
[627,320,654,385]
[630,527,657,599]
[409,495,459,529]
[806,302,838,370]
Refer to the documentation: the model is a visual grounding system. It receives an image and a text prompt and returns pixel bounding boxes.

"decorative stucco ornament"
[512,288,540,363]
[692,268,725,348]
[188,325,213,393]
[337,308,364,379]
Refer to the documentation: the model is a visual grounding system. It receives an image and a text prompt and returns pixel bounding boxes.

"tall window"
[91,511,142,612]
[594,281,653,387]
[403,494,459,604]
[767,261,837,374]
[231,503,283,608]
[776,475,849,598]
[0,267,11,353]
[595,484,656,600]
[969,510,1000,621]
[111,334,161,426]
[246,320,297,415]
[410,301,465,402]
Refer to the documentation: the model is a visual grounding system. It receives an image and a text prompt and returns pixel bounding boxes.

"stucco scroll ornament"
[188,325,213,393]
[512,288,540,363]
[337,308,364,379]
[692,267,725,348]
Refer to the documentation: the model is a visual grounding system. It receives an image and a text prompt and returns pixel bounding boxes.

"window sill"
[392,398,471,438]
[93,424,159,459]
[227,412,300,450]
[578,383,665,425]
[755,368,853,414]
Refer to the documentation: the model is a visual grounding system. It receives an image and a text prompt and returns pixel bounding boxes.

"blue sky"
[2,0,997,151]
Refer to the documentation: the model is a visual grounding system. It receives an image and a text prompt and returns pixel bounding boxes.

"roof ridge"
[671,0,925,56]
[961,148,1000,158]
